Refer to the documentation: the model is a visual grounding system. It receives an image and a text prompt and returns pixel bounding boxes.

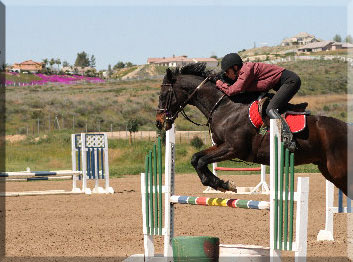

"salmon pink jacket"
[216,62,285,95]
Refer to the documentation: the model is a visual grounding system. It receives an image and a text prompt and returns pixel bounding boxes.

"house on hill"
[147,55,218,68]
[331,42,353,50]
[11,60,43,73]
[281,32,319,46]
[297,41,334,53]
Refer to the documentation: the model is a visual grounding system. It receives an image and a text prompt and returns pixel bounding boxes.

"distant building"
[281,32,319,46]
[331,42,353,50]
[11,60,43,73]
[297,41,334,53]
[147,55,218,68]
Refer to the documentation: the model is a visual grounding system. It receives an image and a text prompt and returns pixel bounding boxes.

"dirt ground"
[2,173,352,261]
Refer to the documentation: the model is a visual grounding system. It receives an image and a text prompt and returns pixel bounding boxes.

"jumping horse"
[156,63,351,198]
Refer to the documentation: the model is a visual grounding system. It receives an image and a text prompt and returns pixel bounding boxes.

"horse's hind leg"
[191,144,237,192]
[317,157,348,197]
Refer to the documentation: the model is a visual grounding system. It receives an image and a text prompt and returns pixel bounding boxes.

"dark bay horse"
[156,63,351,198]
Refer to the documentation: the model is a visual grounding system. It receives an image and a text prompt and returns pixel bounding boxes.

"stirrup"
[282,129,296,152]
[267,109,296,152]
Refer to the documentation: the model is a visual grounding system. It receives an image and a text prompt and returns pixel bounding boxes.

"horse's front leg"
[191,144,237,192]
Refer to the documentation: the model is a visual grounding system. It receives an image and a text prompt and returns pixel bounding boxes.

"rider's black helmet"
[221,53,243,71]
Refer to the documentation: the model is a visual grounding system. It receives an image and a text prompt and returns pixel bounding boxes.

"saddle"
[249,94,310,133]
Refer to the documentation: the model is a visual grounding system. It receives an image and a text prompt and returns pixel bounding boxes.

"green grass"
[4,131,319,177]
[3,72,41,83]
[277,60,347,95]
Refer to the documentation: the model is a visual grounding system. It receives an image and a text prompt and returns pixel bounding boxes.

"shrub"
[190,136,204,149]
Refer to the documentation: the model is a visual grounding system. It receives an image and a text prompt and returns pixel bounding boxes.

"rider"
[215,53,301,150]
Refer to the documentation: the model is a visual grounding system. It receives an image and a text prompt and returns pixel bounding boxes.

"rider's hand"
[216,80,229,90]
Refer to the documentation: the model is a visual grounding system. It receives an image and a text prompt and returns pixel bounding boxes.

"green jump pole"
[284,148,290,250]
[145,154,150,235]
[153,144,158,235]
[149,150,154,235]
[274,135,279,249]
[158,137,163,235]
[279,142,285,250]
[289,152,295,250]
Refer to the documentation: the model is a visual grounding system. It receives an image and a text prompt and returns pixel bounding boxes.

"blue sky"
[2,0,352,70]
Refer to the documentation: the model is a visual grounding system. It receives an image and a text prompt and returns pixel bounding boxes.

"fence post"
[37,118,40,135]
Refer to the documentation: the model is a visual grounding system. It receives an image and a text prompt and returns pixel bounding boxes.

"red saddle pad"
[249,101,306,133]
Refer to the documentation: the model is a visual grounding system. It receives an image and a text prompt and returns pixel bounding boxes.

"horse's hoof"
[226,181,237,193]
[216,187,227,192]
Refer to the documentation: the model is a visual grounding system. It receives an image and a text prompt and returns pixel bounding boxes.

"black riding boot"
[267,108,296,152]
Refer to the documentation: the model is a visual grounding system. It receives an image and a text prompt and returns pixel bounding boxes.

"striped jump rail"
[0,171,82,177]
[170,195,270,210]
[213,167,261,171]
[0,176,73,182]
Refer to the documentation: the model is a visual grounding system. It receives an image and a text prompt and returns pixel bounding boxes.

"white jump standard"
[0,133,114,197]
[317,180,352,241]
[127,119,309,262]
[204,163,269,194]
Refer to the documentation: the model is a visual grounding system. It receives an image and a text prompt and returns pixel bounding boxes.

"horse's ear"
[166,68,173,81]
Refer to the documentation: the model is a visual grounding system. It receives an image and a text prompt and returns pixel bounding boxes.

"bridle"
[157,77,226,127]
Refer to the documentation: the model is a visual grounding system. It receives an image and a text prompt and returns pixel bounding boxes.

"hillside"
[4,58,350,136]
[112,64,168,79]
[239,45,296,57]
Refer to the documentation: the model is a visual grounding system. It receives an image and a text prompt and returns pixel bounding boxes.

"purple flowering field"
[4,72,104,86]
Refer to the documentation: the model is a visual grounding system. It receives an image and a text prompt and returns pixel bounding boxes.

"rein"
[159,77,226,127]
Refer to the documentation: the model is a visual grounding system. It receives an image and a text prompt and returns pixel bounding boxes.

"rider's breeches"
[266,69,301,115]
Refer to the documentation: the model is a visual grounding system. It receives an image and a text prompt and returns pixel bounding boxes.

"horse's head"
[156,68,184,130]
[156,63,217,130]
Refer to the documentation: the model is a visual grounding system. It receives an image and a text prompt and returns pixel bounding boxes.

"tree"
[49,58,55,70]
[62,61,69,67]
[90,55,96,68]
[113,61,125,70]
[42,58,48,69]
[74,51,90,68]
[210,55,218,59]
[126,119,139,145]
[345,35,353,44]
[333,34,342,42]
[107,64,112,77]
[55,58,61,71]
[125,62,133,67]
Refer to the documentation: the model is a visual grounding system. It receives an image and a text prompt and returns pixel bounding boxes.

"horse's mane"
[170,63,261,104]
[172,63,218,83]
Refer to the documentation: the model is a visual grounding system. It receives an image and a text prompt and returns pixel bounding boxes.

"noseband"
[158,77,226,126]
